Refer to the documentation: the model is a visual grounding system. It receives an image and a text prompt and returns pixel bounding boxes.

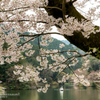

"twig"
[0,6,30,12]
[43,6,62,11]
[19,32,62,37]
[38,37,41,50]
[17,36,38,48]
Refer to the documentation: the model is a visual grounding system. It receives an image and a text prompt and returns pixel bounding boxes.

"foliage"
[88,56,100,72]
[40,69,53,83]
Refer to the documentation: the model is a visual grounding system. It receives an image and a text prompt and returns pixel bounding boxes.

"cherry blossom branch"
[0,6,62,13]
[68,65,80,81]
[25,48,88,59]
[0,20,30,22]
[0,20,48,23]
[53,60,73,81]
[18,32,62,50]
[19,32,62,37]
[17,36,38,48]
[0,6,30,12]
[41,51,88,58]
[52,57,81,83]
[7,9,28,20]
[0,19,61,28]
[52,57,79,82]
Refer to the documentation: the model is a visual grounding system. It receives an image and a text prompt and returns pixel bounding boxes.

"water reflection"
[1,86,100,100]
[1,90,38,100]
[59,87,64,99]
[73,85,78,90]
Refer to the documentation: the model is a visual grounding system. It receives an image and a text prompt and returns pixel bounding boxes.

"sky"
[50,26,66,40]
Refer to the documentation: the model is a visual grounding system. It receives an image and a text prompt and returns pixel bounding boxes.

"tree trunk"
[45,0,100,59]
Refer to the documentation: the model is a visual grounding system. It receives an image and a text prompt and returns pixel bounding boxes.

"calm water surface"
[1,86,100,100]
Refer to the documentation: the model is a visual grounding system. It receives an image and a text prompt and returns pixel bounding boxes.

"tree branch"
[44,6,62,11]
[19,32,62,37]
[38,36,41,50]
[0,20,49,23]
[0,5,62,13]
[62,0,66,22]
[0,19,62,28]
[71,0,77,3]
[17,36,37,48]
[0,6,30,12]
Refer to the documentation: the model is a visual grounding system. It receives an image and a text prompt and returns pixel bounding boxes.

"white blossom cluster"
[13,65,41,83]
[58,16,98,38]
[93,48,97,53]
[13,64,51,93]
[40,34,53,46]
[72,74,90,86]
[0,25,35,65]
[74,0,100,21]
[25,50,35,56]
[97,72,100,79]
[40,57,48,69]
[36,48,80,74]
[59,43,65,48]
[81,56,91,71]
[0,0,99,38]
[58,74,69,83]
[0,27,22,64]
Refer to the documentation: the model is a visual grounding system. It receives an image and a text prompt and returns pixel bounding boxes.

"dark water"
[1,86,100,100]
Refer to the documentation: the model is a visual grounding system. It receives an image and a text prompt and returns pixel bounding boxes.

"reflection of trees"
[38,88,53,100]
[63,89,74,100]
[73,88,99,100]
[38,88,64,100]
[5,90,38,100]
[28,90,38,100]
[3,88,100,100]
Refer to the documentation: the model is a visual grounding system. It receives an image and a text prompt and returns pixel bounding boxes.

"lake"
[1,86,100,100]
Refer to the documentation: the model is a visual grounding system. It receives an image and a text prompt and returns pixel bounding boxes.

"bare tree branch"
[0,20,48,23]
[38,36,41,50]
[62,0,66,22]
[44,6,62,11]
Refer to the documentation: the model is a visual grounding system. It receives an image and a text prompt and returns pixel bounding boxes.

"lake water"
[1,86,100,100]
